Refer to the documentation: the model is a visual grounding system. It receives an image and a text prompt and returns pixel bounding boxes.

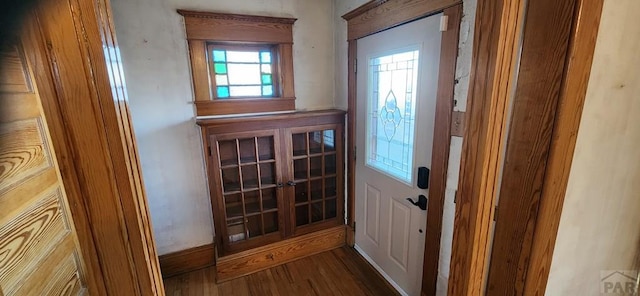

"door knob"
[407,195,428,211]
[287,181,296,186]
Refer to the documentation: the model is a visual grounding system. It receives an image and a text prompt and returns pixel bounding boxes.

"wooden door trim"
[448,0,604,294]
[523,0,604,293]
[485,0,578,293]
[23,0,164,294]
[447,0,528,294]
[342,1,462,295]
[21,14,108,295]
[422,5,462,295]
[342,0,461,40]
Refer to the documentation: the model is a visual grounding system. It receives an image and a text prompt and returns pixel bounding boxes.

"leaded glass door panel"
[286,124,344,236]
[211,129,285,254]
[354,14,443,296]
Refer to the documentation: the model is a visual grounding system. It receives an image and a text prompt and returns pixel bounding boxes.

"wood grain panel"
[279,44,295,99]
[0,169,57,223]
[216,225,346,282]
[2,0,162,294]
[0,94,40,123]
[523,0,605,294]
[485,0,577,293]
[188,40,211,102]
[0,43,32,93]
[197,109,345,131]
[0,191,69,294]
[21,8,107,294]
[179,11,295,43]
[29,0,164,293]
[0,118,52,194]
[159,244,215,278]
[195,98,295,116]
[0,14,92,295]
[343,0,461,40]
[9,236,79,296]
[447,0,528,294]
[40,252,83,295]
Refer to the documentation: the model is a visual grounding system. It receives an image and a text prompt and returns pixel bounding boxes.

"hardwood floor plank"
[332,247,400,295]
[202,267,218,296]
[161,247,396,295]
[319,251,366,295]
[246,270,277,296]
[298,256,336,296]
[230,277,250,296]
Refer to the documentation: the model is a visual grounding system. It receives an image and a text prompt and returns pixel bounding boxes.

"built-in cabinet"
[198,110,345,258]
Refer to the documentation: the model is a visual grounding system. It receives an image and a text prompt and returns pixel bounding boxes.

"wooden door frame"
[342,1,462,295]
[18,0,164,294]
[523,0,604,292]
[447,0,604,294]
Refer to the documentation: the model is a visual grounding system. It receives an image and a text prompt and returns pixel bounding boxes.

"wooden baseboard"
[346,225,355,246]
[216,225,346,282]
[159,243,215,278]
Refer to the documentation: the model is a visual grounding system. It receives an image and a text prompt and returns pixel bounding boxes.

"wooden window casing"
[178,10,297,116]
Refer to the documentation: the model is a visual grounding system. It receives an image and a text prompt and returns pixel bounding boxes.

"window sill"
[194,97,295,116]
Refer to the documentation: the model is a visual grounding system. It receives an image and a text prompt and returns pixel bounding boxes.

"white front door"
[355,14,443,296]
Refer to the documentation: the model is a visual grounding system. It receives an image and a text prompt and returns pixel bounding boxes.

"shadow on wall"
[136,116,214,255]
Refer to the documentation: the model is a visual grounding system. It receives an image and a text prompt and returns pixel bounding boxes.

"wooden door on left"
[0,38,89,294]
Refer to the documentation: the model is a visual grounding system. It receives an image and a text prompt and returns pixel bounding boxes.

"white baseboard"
[354,244,409,296]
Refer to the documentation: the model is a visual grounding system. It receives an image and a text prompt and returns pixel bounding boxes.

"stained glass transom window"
[365,50,419,184]
[211,47,275,99]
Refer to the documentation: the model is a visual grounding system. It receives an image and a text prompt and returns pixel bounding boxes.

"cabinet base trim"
[216,225,346,282]
[159,243,215,278]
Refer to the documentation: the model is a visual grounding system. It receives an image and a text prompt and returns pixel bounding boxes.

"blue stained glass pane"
[213,50,226,62]
[214,63,227,74]
[262,85,273,96]
[260,51,271,63]
[261,74,272,84]
[217,86,230,98]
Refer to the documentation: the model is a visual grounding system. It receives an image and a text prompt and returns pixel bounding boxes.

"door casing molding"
[523,0,604,294]
[23,0,164,294]
[342,1,462,295]
[446,0,605,294]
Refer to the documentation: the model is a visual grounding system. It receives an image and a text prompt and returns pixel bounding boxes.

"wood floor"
[163,246,398,296]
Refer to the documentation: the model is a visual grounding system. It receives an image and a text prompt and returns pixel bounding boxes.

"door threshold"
[354,245,408,296]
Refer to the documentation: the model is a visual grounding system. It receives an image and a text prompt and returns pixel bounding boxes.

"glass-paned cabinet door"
[212,130,283,248]
[288,125,342,232]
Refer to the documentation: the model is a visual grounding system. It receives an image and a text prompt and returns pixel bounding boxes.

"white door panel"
[355,13,443,296]
[389,200,411,270]
[364,183,381,245]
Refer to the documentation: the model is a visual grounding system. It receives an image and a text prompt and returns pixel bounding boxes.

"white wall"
[546,0,640,294]
[111,0,335,255]
[333,1,476,295]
